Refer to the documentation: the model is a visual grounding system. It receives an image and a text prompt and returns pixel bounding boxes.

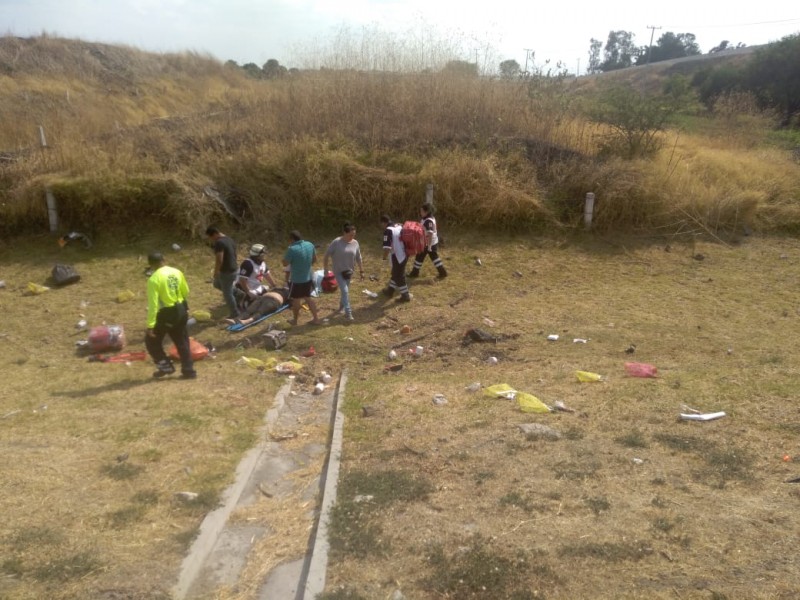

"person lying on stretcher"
[224,287,290,326]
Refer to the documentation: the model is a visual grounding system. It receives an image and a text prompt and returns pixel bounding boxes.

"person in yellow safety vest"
[145,252,196,379]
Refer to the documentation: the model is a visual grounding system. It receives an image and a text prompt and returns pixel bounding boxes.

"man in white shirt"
[380,215,411,303]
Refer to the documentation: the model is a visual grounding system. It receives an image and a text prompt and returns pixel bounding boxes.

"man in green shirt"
[145,252,196,379]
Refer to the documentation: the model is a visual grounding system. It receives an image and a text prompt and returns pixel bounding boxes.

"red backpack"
[400,221,426,256]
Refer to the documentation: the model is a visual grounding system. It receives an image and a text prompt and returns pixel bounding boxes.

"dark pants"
[412,243,446,273]
[145,302,195,375]
[388,256,409,297]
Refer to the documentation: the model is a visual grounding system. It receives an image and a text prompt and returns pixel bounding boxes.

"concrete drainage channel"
[173,371,347,600]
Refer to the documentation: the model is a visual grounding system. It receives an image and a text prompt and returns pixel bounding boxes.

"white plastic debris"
[313,382,325,395]
[432,394,448,406]
[573,338,588,344]
[465,382,481,393]
[547,334,559,341]
[321,372,333,384]
[680,411,726,422]
[76,319,88,330]
[487,356,498,365]
[175,491,198,502]
[172,243,181,251]
[388,349,397,360]
[632,458,644,465]
[362,289,378,298]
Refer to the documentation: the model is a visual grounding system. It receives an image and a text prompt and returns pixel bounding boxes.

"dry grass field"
[3,228,800,599]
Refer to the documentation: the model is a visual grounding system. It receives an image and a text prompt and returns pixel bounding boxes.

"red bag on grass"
[624,362,658,378]
[169,337,209,361]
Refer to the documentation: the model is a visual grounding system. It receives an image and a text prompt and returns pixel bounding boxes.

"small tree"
[588,82,686,158]
[241,62,263,79]
[587,38,602,74]
[263,58,287,79]
[499,59,521,78]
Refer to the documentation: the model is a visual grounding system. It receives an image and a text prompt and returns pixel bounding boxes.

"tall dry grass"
[1,34,798,239]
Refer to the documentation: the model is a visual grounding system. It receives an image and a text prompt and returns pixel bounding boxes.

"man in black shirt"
[206,226,239,320]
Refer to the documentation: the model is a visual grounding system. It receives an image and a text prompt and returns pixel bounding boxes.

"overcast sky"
[1,0,798,74]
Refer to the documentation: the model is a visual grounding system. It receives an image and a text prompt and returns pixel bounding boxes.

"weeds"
[558,542,650,562]
[100,462,144,480]
[615,429,649,448]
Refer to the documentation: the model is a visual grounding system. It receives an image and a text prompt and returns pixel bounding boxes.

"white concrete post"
[584,192,595,230]
[38,125,47,148]
[425,183,434,204]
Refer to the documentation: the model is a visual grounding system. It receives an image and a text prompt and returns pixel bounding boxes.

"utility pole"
[576,58,580,77]
[523,48,534,75]
[646,25,661,65]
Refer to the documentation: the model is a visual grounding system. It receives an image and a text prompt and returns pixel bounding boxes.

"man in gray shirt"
[323,223,363,321]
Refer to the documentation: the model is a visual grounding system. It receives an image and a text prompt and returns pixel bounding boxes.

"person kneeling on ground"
[225,287,290,326]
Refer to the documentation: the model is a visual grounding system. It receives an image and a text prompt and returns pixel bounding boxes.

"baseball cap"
[249,244,266,256]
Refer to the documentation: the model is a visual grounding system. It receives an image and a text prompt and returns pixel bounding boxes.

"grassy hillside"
[0,35,798,243]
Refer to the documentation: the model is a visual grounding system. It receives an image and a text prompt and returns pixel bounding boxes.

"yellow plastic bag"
[483,383,517,399]
[26,282,50,295]
[516,392,551,413]
[116,289,136,303]
[191,309,212,322]
[575,370,603,382]
[237,356,278,370]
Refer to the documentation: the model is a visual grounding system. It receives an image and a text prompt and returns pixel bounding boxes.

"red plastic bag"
[88,325,126,352]
[624,362,657,378]
[169,337,209,361]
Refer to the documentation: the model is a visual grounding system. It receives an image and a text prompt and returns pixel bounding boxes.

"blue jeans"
[214,271,239,318]
[335,271,352,317]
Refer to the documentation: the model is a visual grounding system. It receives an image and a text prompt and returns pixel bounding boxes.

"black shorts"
[288,280,313,299]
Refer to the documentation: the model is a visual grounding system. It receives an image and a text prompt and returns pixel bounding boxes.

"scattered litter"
[276,360,303,374]
[783,454,792,462]
[464,328,498,343]
[236,356,272,370]
[313,382,325,395]
[475,258,482,266]
[625,362,658,378]
[575,370,603,382]
[388,349,397,360]
[465,382,481,393]
[680,411,726,422]
[625,344,636,354]
[186,317,197,327]
[518,423,561,440]
[191,309,212,322]
[482,317,495,327]
[547,334,559,341]
[354,494,374,503]
[680,404,702,414]
[51,264,81,286]
[0,281,6,289]
[301,346,316,358]
[76,319,88,330]
[175,492,198,502]
[116,289,136,303]
[632,458,645,465]
[573,338,588,344]
[344,337,354,342]
[171,243,181,251]
[512,271,523,278]
[169,337,209,361]
[553,400,575,413]
[2,410,21,419]
[88,351,147,363]
[483,384,550,413]
[727,347,733,355]
[362,289,379,298]
[58,231,92,248]
[26,282,50,295]
[487,356,498,365]
[368,274,378,282]
[88,325,126,352]
[407,345,423,356]
[384,364,403,372]
[401,325,412,334]
[75,340,89,348]
[432,394,448,406]
[320,372,333,384]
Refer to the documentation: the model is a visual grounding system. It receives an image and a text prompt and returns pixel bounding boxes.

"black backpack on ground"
[51,264,81,286]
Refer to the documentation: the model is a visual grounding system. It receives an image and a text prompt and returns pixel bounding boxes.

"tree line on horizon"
[585,30,747,73]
